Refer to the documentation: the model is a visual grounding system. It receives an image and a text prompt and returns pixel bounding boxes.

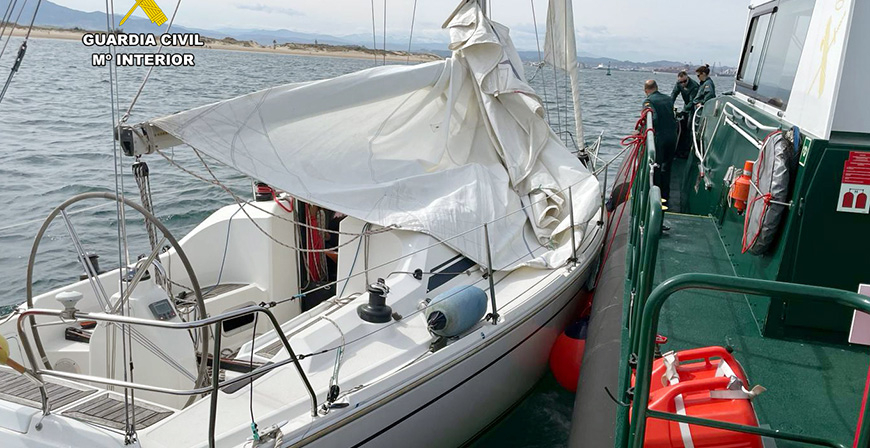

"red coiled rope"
[594,109,653,285]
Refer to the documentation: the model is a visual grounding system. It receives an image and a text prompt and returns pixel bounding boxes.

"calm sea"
[0,36,690,447]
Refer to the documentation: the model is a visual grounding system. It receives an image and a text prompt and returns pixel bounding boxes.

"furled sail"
[137,1,600,271]
[544,0,585,146]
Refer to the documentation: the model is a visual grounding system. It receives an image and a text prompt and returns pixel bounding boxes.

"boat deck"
[654,212,869,446]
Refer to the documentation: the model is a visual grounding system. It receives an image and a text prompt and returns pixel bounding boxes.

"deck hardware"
[413,269,423,280]
[429,336,447,352]
[55,291,83,319]
[483,223,499,324]
[357,279,393,324]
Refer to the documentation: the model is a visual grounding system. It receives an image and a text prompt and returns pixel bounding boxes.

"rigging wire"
[120,0,183,123]
[406,0,417,64]
[382,0,387,65]
[0,0,19,56]
[0,0,25,63]
[562,0,570,145]
[249,313,259,442]
[103,0,136,440]
[370,0,377,65]
[155,148,375,253]
[547,11,564,143]
[0,0,40,105]
[154,148,394,238]
[529,0,549,124]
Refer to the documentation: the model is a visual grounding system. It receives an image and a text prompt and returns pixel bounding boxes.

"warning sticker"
[837,151,870,214]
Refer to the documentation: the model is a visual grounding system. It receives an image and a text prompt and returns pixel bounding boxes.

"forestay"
[140,1,600,271]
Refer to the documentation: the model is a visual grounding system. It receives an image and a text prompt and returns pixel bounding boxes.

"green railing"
[614,110,870,447]
[628,274,870,448]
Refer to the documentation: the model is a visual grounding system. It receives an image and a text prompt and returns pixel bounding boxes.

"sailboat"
[0,0,606,446]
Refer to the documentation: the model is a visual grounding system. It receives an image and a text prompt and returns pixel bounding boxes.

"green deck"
[654,212,870,446]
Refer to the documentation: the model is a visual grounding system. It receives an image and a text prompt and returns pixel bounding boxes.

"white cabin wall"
[163,201,301,321]
[785,0,854,139]
[831,0,870,135]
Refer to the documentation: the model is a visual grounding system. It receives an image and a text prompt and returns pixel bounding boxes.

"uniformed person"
[693,64,716,108]
[642,80,677,204]
[670,70,699,116]
[671,71,699,158]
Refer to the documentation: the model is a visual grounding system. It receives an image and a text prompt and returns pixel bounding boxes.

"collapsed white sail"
[544,0,585,147]
[140,1,600,271]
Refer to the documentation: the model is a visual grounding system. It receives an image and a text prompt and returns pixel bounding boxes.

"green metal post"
[630,187,663,354]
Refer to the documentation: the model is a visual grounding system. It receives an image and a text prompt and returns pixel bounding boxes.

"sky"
[55,0,750,65]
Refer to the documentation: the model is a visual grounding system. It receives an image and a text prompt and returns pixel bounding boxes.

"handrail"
[724,115,764,150]
[15,304,319,446]
[628,273,870,448]
[723,102,779,132]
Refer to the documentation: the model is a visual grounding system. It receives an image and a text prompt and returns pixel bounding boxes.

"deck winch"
[357,278,393,324]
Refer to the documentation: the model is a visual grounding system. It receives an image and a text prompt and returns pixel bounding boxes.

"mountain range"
[1,0,692,68]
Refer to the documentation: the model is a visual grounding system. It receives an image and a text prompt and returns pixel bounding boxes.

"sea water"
[0,36,687,447]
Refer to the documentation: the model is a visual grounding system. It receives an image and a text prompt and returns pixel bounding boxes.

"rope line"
[0,0,25,63]
[406,0,417,64]
[155,148,368,253]
[154,148,395,237]
[120,0,183,124]
[529,0,550,124]
[370,0,377,65]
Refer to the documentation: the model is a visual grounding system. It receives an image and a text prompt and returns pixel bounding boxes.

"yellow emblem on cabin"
[119,0,168,27]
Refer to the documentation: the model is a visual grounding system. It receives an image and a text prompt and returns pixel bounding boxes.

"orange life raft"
[632,346,764,448]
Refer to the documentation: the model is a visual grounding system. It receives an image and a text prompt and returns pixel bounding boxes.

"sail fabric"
[145,1,600,271]
[543,0,585,146]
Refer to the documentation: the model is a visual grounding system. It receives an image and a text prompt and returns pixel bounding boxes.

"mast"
[544,0,585,148]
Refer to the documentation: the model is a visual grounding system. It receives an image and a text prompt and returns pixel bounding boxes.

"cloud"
[235,3,303,17]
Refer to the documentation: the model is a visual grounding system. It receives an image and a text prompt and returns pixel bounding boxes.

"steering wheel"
[24,192,209,406]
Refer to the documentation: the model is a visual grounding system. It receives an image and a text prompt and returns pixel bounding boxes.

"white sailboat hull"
[298,265,590,448]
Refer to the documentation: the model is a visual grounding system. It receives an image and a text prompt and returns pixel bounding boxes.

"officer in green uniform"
[693,64,716,108]
[642,79,677,203]
[671,71,699,158]
[670,70,699,116]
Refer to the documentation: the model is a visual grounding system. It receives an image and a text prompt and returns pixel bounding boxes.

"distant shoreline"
[9,26,442,63]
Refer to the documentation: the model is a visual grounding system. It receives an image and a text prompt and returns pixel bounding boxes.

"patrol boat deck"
[655,212,868,445]
[571,0,870,446]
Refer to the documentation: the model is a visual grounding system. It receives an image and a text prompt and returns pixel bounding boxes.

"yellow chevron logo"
[119,0,168,27]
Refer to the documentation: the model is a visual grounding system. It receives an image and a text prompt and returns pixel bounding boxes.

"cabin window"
[738,13,772,85]
[736,0,816,109]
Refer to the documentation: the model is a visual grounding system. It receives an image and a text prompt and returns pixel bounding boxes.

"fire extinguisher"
[729,160,754,213]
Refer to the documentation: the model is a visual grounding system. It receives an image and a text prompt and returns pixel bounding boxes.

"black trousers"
[654,137,677,202]
[675,114,692,159]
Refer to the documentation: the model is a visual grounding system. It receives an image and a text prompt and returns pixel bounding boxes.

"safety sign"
[837,152,870,214]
